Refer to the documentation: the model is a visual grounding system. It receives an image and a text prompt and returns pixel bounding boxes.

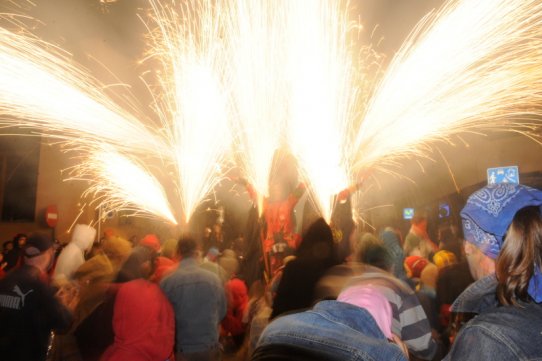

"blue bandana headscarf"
[460,183,542,302]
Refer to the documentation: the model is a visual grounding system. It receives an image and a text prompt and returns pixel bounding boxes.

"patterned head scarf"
[461,183,542,302]
[460,184,542,259]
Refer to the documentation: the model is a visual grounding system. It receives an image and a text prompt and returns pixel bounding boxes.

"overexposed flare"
[73,149,177,224]
[225,0,288,202]
[0,27,164,155]
[146,0,231,222]
[284,0,363,221]
[355,0,542,173]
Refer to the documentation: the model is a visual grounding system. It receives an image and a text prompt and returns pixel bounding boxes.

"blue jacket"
[444,275,542,360]
[160,258,227,354]
[255,300,407,361]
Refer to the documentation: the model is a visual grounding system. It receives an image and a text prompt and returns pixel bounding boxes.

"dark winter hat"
[24,233,53,258]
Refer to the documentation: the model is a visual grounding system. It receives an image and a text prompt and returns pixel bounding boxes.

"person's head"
[403,233,423,257]
[358,243,393,272]
[205,247,220,262]
[404,255,429,279]
[139,234,161,253]
[116,246,158,282]
[432,250,457,270]
[2,240,13,252]
[177,234,200,259]
[411,209,428,228]
[461,184,542,300]
[13,233,27,248]
[351,231,380,260]
[296,218,337,263]
[71,224,97,253]
[23,233,54,272]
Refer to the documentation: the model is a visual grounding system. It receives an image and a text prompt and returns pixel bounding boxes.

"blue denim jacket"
[256,300,407,361]
[160,258,227,354]
[444,275,542,360]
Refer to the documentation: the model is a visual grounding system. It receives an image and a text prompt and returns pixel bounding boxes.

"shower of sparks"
[145,0,232,222]
[0,26,165,156]
[224,0,288,206]
[354,0,542,174]
[2,0,542,227]
[72,149,177,225]
[284,0,364,221]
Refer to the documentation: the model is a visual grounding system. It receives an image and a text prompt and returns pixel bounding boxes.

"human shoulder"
[450,304,542,360]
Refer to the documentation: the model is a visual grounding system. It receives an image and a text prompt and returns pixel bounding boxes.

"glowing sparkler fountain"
[225,0,289,212]
[145,0,232,225]
[283,0,366,221]
[0,26,177,224]
[0,27,164,155]
[354,0,542,177]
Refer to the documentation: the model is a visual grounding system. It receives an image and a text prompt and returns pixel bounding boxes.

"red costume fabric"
[100,279,175,361]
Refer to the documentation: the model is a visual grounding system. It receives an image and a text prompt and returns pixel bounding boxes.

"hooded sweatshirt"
[100,279,175,361]
[53,224,97,283]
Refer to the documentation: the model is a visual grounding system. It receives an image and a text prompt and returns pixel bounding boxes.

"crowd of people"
[0,182,542,361]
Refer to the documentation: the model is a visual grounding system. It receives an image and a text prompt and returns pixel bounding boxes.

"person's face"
[5,243,13,251]
[17,237,26,247]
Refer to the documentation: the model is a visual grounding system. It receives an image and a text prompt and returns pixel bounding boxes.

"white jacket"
[53,224,97,282]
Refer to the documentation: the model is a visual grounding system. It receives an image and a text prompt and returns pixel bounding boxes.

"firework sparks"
[72,149,177,225]
[145,0,232,222]
[225,0,288,205]
[354,0,542,174]
[283,0,365,221]
[0,26,165,156]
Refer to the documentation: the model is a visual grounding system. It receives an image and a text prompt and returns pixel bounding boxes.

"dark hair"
[177,234,199,258]
[116,246,158,282]
[295,218,336,263]
[358,243,393,272]
[496,206,542,305]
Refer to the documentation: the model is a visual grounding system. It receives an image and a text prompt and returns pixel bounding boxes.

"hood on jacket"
[71,224,97,252]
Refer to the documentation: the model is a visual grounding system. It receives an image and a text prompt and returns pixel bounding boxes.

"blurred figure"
[218,249,239,282]
[49,254,116,361]
[270,218,339,319]
[404,210,438,259]
[100,279,174,361]
[416,263,440,333]
[161,238,179,261]
[53,224,97,283]
[160,235,227,361]
[0,233,73,361]
[75,244,161,361]
[380,227,407,281]
[445,184,542,360]
[252,284,408,361]
[437,225,463,262]
[99,236,132,272]
[201,247,228,284]
[221,278,249,353]
[316,241,438,359]
[138,234,161,253]
[4,233,27,272]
